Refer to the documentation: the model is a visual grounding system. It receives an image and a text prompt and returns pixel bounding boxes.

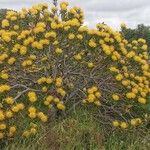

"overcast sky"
[0,0,150,29]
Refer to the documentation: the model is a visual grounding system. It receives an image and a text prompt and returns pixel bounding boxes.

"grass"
[1,106,150,150]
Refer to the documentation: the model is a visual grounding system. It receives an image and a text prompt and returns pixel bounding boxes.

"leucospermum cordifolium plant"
[0,1,150,141]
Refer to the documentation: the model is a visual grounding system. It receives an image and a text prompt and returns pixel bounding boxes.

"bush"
[0,1,150,141]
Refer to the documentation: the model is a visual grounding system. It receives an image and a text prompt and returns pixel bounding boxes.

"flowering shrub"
[0,1,150,141]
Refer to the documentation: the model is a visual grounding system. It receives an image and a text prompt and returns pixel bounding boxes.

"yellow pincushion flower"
[94,101,101,106]
[116,74,123,81]
[0,84,11,93]
[95,92,101,98]
[89,39,97,48]
[141,64,149,71]
[30,128,37,134]
[34,27,45,34]
[126,92,136,99]
[77,34,83,40]
[38,112,48,122]
[22,130,30,137]
[68,33,75,40]
[64,26,70,31]
[135,118,142,124]
[112,94,120,101]
[112,120,119,127]
[57,102,66,110]
[40,115,48,122]
[1,73,9,80]
[27,91,37,103]
[111,55,118,61]
[0,53,8,61]
[44,100,50,106]
[138,97,146,104]
[28,106,36,113]
[2,19,10,28]
[91,86,98,92]
[4,97,14,105]
[9,126,16,133]
[42,86,48,92]
[74,54,82,60]
[5,110,13,118]
[87,94,96,103]
[120,122,128,129]
[25,60,33,67]
[87,88,94,94]
[138,38,146,44]
[37,77,47,84]
[2,35,11,42]
[141,44,147,51]
[51,22,57,29]
[132,88,138,94]
[126,51,135,58]
[36,43,43,50]
[20,46,27,55]
[17,103,25,110]
[29,112,36,119]
[10,16,17,21]
[53,97,60,103]
[109,66,119,73]
[122,80,130,86]
[0,132,4,139]
[46,95,53,103]
[8,57,16,65]
[45,31,56,38]
[130,118,142,126]
[46,77,53,84]
[30,122,38,128]
[29,55,36,60]
[13,25,19,30]
[57,88,66,96]
[11,106,19,113]
[0,123,6,130]
[87,62,94,68]
[60,2,68,11]
[55,77,63,87]
[55,48,63,54]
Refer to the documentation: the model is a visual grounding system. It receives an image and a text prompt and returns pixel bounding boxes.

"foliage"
[0,1,150,142]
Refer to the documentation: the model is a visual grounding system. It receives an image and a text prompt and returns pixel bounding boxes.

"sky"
[0,0,150,29]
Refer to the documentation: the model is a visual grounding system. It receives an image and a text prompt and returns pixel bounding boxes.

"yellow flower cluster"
[60,1,69,11]
[11,103,25,113]
[28,106,48,122]
[44,95,65,110]
[27,91,37,103]
[83,86,101,106]
[0,84,11,93]
[0,125,16,139]
[2,19,10,28]
[4,97,14,105]
[0,72,9,80]
[112,118,142,129]
[22,123,38,138]
[55,77,63,87]
[0,102,25,139]
[112,94,120,101]
[37,77,53,85]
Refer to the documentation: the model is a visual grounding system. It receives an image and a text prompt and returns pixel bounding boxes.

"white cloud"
[0,0,150,29]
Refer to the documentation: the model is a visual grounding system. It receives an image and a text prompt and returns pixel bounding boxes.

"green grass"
[1,107,150,150]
